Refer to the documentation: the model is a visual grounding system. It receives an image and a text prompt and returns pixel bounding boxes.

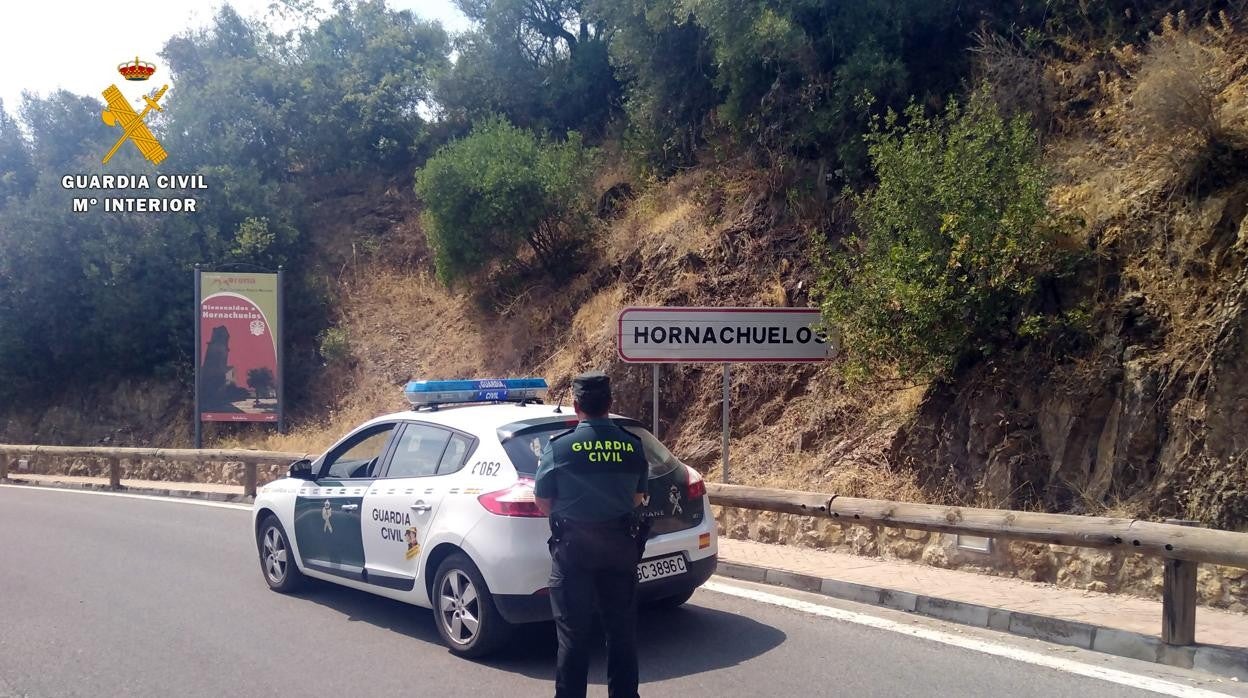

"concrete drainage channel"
[717,560,1248,682]
[4,476,1248,683]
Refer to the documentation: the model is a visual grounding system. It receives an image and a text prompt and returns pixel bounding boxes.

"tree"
[436,0,620,138]
[673,0,1004,180]
[247,366,276,401]
[293,0,449,170]
[591,0,719,173]
[414,118,596,284]
[19,90,103,171]
[816,90,1065,378]
[0,101,35,201]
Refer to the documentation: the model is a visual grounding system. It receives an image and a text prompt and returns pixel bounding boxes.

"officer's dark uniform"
[535,372,648,698]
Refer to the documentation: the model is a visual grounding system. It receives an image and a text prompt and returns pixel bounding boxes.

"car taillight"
[686,467,706,499]
[478,478,546,518]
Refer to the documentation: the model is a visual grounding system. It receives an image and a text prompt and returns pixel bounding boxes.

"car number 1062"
[637,554,687,583]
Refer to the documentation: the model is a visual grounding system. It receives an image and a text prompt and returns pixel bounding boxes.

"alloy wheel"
[438,569,480,645]
[263,526,288,584]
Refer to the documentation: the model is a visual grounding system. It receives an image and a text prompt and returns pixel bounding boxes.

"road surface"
[0,485,1242,697]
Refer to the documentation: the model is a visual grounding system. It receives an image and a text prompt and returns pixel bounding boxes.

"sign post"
[652,363,660,436]
[617,307,835,483]
[722,363,731,483]
[276,266,286,435]
[193,265,202,449]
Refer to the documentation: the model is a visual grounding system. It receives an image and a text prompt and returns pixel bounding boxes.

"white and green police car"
[252,378,718,657]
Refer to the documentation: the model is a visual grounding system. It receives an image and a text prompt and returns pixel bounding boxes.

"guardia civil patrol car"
[252,378,717,657]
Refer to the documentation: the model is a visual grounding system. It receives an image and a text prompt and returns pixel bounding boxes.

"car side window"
[322,425,395,480]
[386,424,453,479]
[437,433,474,474]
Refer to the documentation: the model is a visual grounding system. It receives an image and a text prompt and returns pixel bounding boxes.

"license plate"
[637,554,687,583]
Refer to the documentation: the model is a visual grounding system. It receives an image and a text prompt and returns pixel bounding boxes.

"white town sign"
[616,307,836,363]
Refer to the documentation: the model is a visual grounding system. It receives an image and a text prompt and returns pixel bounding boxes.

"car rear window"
[498,418,682,478]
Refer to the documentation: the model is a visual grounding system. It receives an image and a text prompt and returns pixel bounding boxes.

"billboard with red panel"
[196,272,281,422]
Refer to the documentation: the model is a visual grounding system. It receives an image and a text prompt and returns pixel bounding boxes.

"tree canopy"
[0,1,448,404]
[0,0,1217,408]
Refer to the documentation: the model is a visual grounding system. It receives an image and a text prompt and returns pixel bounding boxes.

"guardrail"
[705,483,1248,647]
[0,445,311,499]
[1,444,1243,647]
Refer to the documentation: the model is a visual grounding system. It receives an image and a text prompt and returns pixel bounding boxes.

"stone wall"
[715,506,1248,612]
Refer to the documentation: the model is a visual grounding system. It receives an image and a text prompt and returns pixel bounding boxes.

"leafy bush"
[317,327,352,366]
[414,118,597,284]
[817,89,1065,378]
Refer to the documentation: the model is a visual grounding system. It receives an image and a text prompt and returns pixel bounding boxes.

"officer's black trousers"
[549,522,641,698]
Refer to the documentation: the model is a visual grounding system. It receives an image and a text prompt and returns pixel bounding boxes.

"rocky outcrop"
[892,263,1248,530]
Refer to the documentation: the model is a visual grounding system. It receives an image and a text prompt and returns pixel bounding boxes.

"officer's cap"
[572,371,611,402]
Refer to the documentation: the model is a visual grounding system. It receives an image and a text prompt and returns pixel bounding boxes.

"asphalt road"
[0,485,1240,698]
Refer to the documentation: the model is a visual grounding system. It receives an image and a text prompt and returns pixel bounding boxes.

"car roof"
[360,403,589,436]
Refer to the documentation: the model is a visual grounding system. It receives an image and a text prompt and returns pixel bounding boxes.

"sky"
[0,0,471,118]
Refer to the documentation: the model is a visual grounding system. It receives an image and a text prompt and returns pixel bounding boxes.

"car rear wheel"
[257,516,304,593]
[432,553,512,658]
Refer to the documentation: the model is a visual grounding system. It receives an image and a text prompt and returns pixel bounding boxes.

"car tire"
[432,553,513,658]
[257,516,305,593]
[645,588,696,609]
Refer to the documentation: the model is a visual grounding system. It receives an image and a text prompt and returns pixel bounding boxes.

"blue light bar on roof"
[404,377,549,407]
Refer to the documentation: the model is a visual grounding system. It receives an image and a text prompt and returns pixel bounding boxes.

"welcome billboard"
[195,271,283,424]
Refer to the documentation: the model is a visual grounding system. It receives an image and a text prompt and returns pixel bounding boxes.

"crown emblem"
[118,56,156,81]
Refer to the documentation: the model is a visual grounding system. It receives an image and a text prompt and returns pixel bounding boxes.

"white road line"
[0,483,251,510]
[703,580,1232,698]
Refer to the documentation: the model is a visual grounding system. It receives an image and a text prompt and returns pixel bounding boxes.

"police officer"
[535,371,649,698]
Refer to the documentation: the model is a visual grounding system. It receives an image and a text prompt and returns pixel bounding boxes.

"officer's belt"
[552,514,632,530]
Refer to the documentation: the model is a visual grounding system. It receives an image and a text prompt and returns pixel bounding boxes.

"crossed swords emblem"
[100,83,169,165]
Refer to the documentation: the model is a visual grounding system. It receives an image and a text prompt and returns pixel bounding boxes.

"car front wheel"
[257,516,304,593]
[432,553,512,658]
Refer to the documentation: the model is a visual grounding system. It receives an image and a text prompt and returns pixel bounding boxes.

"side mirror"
[288,458,315,480]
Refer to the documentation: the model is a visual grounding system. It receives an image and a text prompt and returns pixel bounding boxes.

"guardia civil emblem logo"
[100,57,169,166]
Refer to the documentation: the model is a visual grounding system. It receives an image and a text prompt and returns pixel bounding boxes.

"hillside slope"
[236,17,1248,530]
[5,15,1247,532]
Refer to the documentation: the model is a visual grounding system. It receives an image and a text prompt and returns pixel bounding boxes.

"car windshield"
[498,418,683,478]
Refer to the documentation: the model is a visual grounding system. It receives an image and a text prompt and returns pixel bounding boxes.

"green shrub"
[414,117,597,285]
[817,88,1065,378]
[317,327,352,365]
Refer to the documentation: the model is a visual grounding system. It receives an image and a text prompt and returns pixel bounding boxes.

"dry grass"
[605,170,717,265]
[1113,12,1246,193]
[211,156,935,504]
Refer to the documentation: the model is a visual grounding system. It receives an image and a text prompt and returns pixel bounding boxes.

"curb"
[716,560,1248,681]
[6,477,1246,681]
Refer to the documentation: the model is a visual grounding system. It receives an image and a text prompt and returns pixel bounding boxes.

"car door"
[295,422,398,582]
[361,423,476,591]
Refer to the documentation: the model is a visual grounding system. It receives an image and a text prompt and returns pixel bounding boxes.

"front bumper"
[493,553,718,624]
